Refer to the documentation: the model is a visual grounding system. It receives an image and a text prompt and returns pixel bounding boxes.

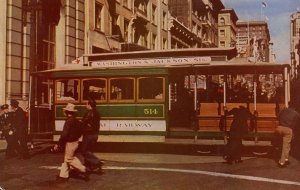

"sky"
[222,0,300,63]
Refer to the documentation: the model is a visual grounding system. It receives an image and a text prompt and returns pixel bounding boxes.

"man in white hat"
[53,103,88,182]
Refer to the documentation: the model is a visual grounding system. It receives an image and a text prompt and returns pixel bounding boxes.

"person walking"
[81,98,103,174]
[276,103,300,167]
[10,99,30,159]
[224,105,253,164]
[53,103,88,182]
[0,104,18,158]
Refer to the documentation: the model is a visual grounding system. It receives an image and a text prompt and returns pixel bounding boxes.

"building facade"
[168,0,225,48]
[290,11,300,79]
[218,9,238,48]
[236,21,271,62]
[86,0,169,53]
[0,1,31,107]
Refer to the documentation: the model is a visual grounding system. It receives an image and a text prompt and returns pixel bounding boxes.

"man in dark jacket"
[54,103,88,182]
[0,104,18,158]
[81,98,102,173]
[224,106,253,164]
[10,99,29,159]
[276,103,300,167]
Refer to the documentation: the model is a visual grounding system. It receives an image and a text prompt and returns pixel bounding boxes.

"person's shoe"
[76,172,90,182]
[223,155,229,161]
[82,173,90,182]
[278,161,286,168]
[55,175,68,183]
[285,160,290,165]
[93,167,104,175]
[223,159,233,165]
[234,159,243,163]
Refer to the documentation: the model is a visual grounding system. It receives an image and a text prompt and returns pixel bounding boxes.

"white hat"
[63,103,78,112]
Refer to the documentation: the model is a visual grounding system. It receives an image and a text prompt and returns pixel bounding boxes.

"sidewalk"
[0,139,54,154]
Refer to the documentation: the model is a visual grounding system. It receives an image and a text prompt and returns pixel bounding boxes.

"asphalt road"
[1,148,300,190]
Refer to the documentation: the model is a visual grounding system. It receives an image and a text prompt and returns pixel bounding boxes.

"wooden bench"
[198,102,281,134]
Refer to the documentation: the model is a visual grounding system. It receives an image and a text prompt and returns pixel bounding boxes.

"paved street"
[1,140,300,190]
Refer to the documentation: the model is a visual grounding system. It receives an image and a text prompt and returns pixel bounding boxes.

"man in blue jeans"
[81,98,103,174]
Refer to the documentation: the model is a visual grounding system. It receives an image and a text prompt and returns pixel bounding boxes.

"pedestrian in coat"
[81,98,103,174]
[224,106,253,164]
[10,99,30,159]
[53,103,89,182]
[276,103,300,167]
[0,104,18,158]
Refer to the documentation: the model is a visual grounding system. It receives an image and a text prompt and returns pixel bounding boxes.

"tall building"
[86,0,169,53]
[0,0,62,107]
[218,8,238,48]
[168,0,225,48]
[236,21,270,62]
[290,11,300,79]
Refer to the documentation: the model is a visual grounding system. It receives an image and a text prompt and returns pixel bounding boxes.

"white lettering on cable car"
[90,57,211,68]
[55,120,166,131]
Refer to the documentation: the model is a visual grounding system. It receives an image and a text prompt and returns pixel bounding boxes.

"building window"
[124,19,130,42]
[123,0,128,7]
[296,21,300,36]
[95,3,103,31]
[152,34,156,49]
[220,41,225,47]
[197,26,201,37]
[163,38,167,49]
[144,32,149,47]
[82,79,107,102]
[220,29,225,37]
[41,24,56,70]
[163,12,167,30]
[192,21,197,33]
[220,17,225,25]
[136,1,147,15]
[152,5,156,24]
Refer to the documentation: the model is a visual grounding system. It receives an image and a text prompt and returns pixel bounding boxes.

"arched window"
[220,17,225,25]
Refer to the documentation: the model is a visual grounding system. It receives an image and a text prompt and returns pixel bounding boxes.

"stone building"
[236,21,271,62]
[218,8,238,48]
[168,0,225,48]
[86,0,169,53]
[290,11,300,79]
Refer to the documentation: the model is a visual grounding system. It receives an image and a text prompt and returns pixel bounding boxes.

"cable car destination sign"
[89,56,211,68]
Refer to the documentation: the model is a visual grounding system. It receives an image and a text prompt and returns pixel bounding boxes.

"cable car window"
[192,75,222,103]
[55,79,79,102]
[227,74,253,103]
[109,78,134,101]
[138,77,164,101]
[82,79,106,102]
[257,74,283,103]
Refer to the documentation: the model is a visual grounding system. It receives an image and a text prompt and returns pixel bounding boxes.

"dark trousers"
[226,133,243,161]
[5,134,18,157]
[81,134,101,168]
[16,131,29,158]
